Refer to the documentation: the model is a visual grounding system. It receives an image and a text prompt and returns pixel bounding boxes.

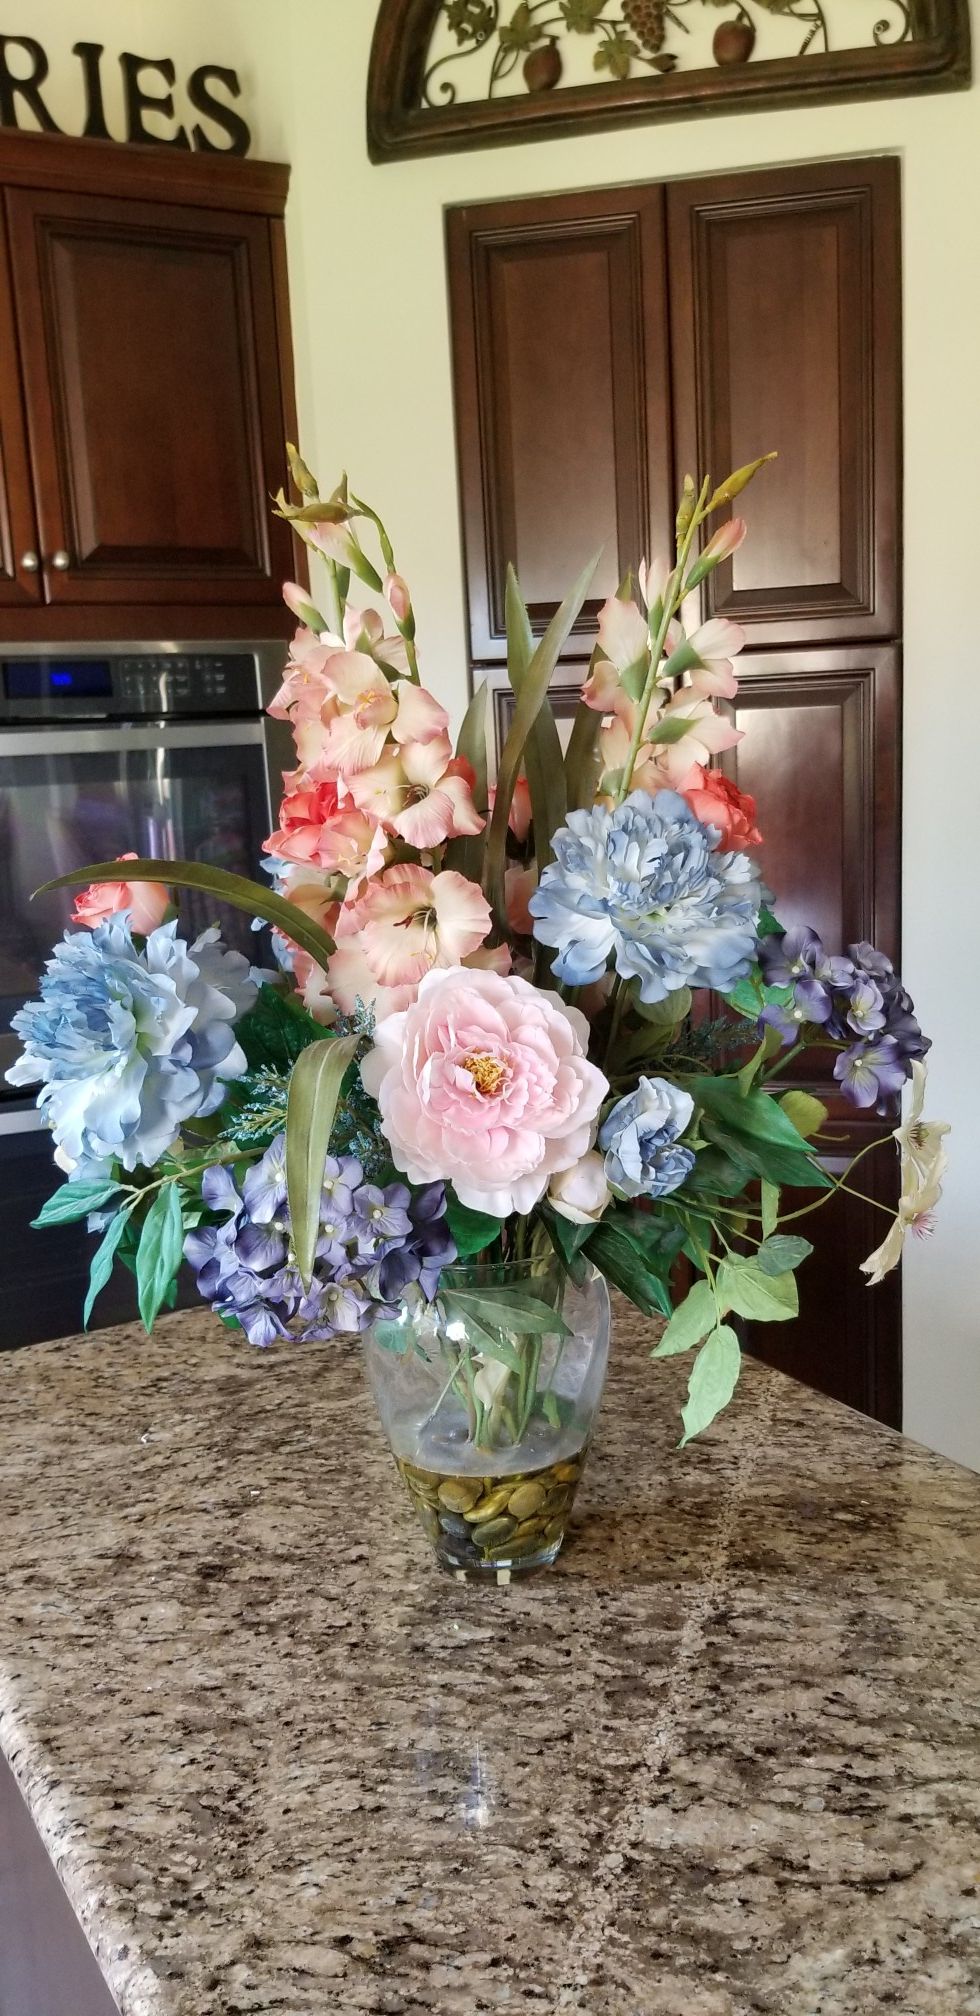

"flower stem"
[614,477,709,807]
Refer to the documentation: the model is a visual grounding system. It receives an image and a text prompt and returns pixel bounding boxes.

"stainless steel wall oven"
[0,641,288,1345]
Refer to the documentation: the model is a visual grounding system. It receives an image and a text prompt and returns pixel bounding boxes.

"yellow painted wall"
[6,0,979,1466]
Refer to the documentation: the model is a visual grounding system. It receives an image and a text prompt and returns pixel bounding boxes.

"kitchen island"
[0,1304,977,2016]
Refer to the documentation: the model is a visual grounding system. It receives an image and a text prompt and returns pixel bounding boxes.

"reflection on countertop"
[0,1301,978,2016]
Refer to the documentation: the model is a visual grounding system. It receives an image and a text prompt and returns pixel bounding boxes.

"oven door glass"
[0,723,274,1085]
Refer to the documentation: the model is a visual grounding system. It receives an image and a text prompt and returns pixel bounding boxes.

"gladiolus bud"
[384,571,412,624]
[287,441,319,499]
[675,474,697,543]
[282,581,325,631]
[684,517,748,591]
[705,452,777,513]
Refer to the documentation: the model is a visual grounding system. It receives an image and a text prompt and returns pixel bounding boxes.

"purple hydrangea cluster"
[758,929,928,1110]
[183,1134,455,1347]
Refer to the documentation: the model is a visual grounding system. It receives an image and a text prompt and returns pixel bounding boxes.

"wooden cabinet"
[447,185,673,662]
[667,159,901,646]
[448,159,905,1426]
[0,220,40,609]
[0,129,299,641]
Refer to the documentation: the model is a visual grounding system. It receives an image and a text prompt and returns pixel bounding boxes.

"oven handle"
[0,721,267,757]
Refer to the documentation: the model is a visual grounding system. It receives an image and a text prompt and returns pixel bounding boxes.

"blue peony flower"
[599,1076,696,1200]
[529,790,761,1004]
[7,919,258,1172]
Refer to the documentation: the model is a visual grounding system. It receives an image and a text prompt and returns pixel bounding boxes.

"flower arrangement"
[13,448,947,1462]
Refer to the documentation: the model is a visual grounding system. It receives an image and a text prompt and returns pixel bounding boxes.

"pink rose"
[72,855,169,934]
[680,765,762,850]
[361,966,609,1217]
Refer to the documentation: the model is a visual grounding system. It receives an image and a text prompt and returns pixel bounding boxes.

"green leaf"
[701,1119,832,1190]
[634,985,692,1026]
[585,1217,674,1320]
[33,1180,123,1228]
[136,1184,184,1333]
[443,679,490,885]
[757,1234,813,1277]
[446,1306,526,1373]
[680,1143,755,1198]
[84,1205,136,1329]
[485,547,599,921]
[761,1180,780,1238]
[778,1090,828,1140]
[652,1279,720,1358]
[758,903,783,938]
[445,1195,504,1259]
[443,1287,571,1339]
[372,1317,412,1355]
[645,714,698,746]
[563,689,602,814]
[285,1033,362,1288]
[680,1324,742,1446]
[36,859,338,975]
[736,1023,783,1096]
[544,1209,593,1267]
[235,984,323,1073]
[717,1254,799,1322]
[505,569,567,877]
[693,1076,823,1153]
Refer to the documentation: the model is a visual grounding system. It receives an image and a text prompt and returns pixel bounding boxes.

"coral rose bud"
[72,855,170,935]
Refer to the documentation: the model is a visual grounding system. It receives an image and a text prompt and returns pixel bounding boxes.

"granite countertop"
[0,1305,978,2016]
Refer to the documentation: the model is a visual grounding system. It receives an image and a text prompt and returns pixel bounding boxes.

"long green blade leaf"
[285,1034,361,1289]
[84,1204,136,1330]
[443,679,490,884]
[485,548,600,922]
[504,569,567,878]
[137,1184,185,1334]
[36,859,337,973]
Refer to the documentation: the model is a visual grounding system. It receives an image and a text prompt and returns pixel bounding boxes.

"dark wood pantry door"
[0,219,41,608]
[447,157,904,1426]
[4,186,295,608]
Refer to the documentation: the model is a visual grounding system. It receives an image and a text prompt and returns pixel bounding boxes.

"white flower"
[860,1062,949,1285]
[548,1151,612,1225]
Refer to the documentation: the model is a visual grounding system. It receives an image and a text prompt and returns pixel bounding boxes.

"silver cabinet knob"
[20,550,39,572]
[50,550,71,571]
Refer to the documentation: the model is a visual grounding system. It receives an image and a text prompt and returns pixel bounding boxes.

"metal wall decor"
[367,0,970,158]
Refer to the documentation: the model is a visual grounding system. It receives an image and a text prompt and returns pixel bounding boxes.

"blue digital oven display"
[3,660,113,699]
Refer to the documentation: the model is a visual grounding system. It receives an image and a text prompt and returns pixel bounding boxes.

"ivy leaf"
[236,984,323,1073]
[33,1180,123,1228]
[717,1255,799,1322]
[693,1077,824,1152]
[736,1023,784,1096]
[651,1279,721,1358]
[136,1185,184,1333]
[756,1235,814,1277]
[701,1117,832,1190]
[761,1180,780,1238]
[500,1,544,51]
[680,1325,742,1446]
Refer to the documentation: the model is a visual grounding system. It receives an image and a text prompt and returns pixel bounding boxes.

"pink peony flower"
[335,864,491,989]
[72,855,170,934]
[680,765,762,849]
[361,966,609,1216]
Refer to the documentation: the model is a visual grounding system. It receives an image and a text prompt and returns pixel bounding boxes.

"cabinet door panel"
[448,186,673,663]
[5,189,293,607]
[0,222,40,607]
[668,159,900,645]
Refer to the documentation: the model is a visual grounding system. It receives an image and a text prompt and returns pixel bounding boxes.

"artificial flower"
[350,735,484,849]
[335,864,492,989]
[529,789,761,1004]
[599,1077,696,1200]
[71,854,171,935]
[548,1151,612,1224]
[361,965,609,1216]
[263,780,383,881]
[488,773,533,841]
[680,766,762,850]
[859,1066,948,1284]
[7,919,257,1172]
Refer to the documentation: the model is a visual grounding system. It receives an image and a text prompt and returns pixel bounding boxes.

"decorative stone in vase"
[362,1260,610,1578]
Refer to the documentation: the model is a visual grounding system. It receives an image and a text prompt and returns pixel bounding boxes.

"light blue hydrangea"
[529,789,761,1003]
[7,918,259,1172]
[599,1076,696,1200]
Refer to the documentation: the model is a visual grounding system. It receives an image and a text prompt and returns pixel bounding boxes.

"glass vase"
[362,1258,610,1578]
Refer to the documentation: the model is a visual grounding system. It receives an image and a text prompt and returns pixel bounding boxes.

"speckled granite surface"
[0,1304,978,2016]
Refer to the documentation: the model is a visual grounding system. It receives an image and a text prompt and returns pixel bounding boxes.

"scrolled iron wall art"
[367,0,971,159]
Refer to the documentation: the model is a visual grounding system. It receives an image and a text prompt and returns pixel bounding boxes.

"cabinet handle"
[50,550,71,571]
[20,551,40,572]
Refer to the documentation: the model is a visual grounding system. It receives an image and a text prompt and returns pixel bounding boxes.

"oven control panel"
[0,652,266,720]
